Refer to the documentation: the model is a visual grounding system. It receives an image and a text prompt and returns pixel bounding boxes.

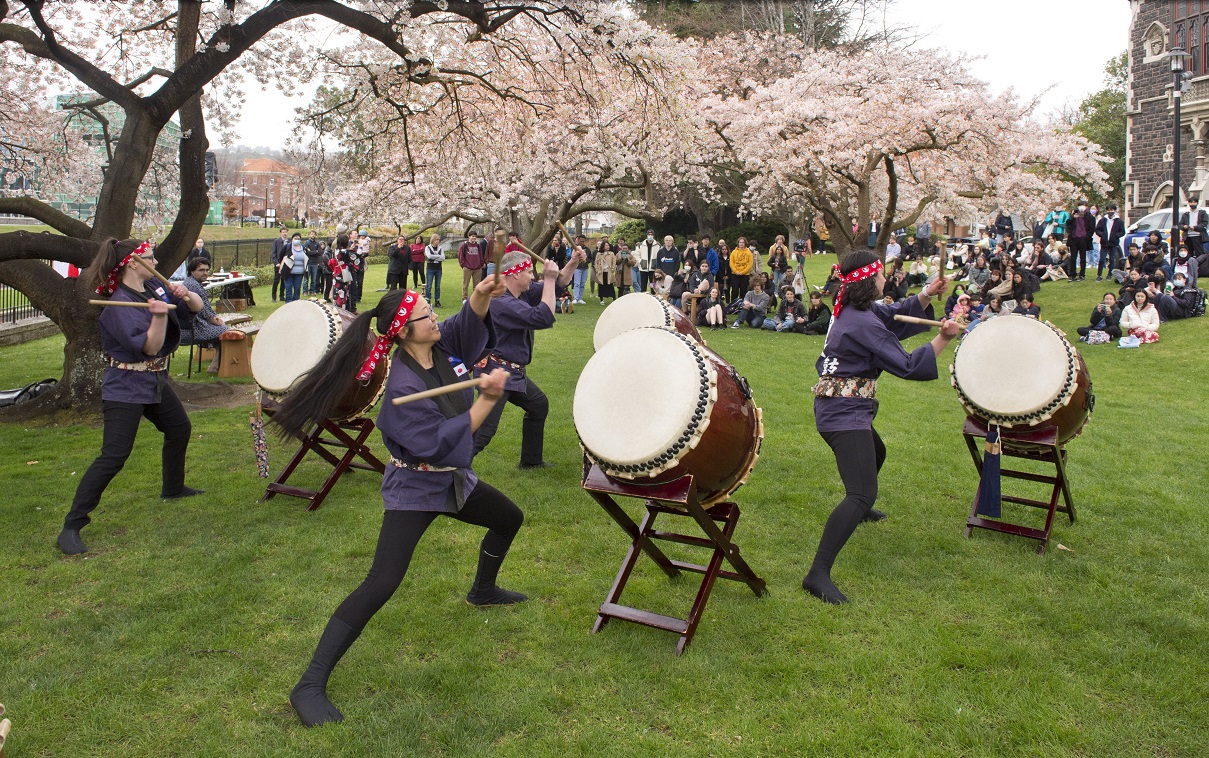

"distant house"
[235,158,309,222]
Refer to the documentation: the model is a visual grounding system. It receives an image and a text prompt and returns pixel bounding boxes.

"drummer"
[804,248,960,604]
[472,249,581,469]
[59,239,206,555]
[269,278,525,728]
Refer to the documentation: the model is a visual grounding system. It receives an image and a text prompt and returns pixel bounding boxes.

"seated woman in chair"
[182,258,232,373]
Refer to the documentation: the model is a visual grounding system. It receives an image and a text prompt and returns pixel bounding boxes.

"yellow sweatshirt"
[730,246,754,275]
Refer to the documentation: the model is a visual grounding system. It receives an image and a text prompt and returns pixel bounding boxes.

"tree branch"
[0,230,98,267]
[0,198,93,238]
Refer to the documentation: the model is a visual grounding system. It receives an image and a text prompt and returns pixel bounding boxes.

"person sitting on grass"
[1012,292,1040,318]
[667,270,687,310]
[1119,289,1161,343]
[803,290,831,335]
[1155,271,1200,321]
[966,254,991,295]
[701,287,727,329]
[950,292,972,325]
[882,264,909,303]
[943,283,966,319]
[1165,245,1200,289]
[1111,242,1142,284]
[731,279,770,328]
[650,268,672,302]
[1077,292,1122,343]
[1118,267,1149,304]
[764,287,808,332]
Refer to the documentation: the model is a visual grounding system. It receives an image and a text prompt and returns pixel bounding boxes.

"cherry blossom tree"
[703,45,1111,258]
[0,0,634,411]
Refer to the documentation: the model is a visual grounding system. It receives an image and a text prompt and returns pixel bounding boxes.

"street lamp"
[1170,46,1193,249]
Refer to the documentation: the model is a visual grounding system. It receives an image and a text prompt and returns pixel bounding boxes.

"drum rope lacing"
[950,319,1079,427]
[581,330,717,479]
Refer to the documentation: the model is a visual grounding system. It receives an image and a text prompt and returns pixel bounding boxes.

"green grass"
[2,260,1207,755]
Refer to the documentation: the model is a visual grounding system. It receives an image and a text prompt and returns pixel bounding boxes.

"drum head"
[251,300,339,393]
[575,327,712,466]
[593,293,675,350]
[953,315,1072,419]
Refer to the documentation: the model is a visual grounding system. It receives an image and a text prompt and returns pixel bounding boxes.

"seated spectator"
[1077,292,1123,342]
[881,264,909,303]
[1119,289,1161,343]
[1111,242,1143,284]
[1119,268,1148,303]
[757,272,778,313]
[1155,271,1201,321]
[731,280,770,328]
[966,254,991,295]
[1139,230,1168,276]
[650,268,672,302]
[701,287,727,330]
[1011,269,1040,301]
[181,258,231,373]
[667,270,688,310]
[763,287,808,332]
[907,256,930,287]
[686,260,714,298]
[950,292,972,325]
[1012,292,1040,318]
[803,291,830,334]
[1041,244,1071,281]
[821,264,843,297]
[901,235,918,260]
[1165,245,1200,288]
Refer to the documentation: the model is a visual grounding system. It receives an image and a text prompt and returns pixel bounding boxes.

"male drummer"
[473,248,582,468]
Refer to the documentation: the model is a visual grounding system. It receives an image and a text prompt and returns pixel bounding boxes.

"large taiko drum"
[251,300,388,422]
[951,315,1093,444]
[593,293,702,350]
[574,327,763,504]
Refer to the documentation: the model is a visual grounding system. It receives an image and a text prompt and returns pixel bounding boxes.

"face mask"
[1078,206,1086,212]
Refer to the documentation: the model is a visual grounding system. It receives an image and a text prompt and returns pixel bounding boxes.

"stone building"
[1127,0,1209,220]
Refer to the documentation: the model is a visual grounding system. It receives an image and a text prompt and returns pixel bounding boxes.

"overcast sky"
[220,0,1134,150]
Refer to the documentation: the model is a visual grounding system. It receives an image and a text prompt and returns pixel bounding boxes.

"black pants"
[472,376,548,466]
[350,270,364,311]
[410,261,425,288]
[1186,235,1205,258]
[806,427,887,582]
[272,267,282,301]
[1077,324,1121,339]
[332,482,523,635]
[729,274,749,303]
[64,385,192,531]
[1097,244,1121,278]
[1068,238,1092,277]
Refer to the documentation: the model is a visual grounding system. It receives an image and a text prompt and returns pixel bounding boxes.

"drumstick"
[128,253,174,288]
[390,376,485,405]
[894,314,944,328]
[515,242,546,266]
[89,299,177,310]
[493,229,506,286]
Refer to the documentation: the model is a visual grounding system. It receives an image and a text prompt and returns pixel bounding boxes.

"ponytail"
[269,291,412,438]
[85,238,139,294]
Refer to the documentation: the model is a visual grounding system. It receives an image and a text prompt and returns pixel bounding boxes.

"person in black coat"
[385,235,408,291]
[881,265,909,302]
[1066,202,1096,281]
[993,210,1014,242]
[1178,196,1208,259]
[1077,292,1123,340]
[1095,203,1126,281]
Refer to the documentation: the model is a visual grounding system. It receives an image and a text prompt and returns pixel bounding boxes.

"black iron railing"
[0,284,43,325]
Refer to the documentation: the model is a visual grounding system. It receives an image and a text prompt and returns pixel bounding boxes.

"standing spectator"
[682,235,702,273]
[699,234,719,275]
[993,209,1014,245]
[633,230,660,293]
[731,278,769,328]
[1066,201,1095,281]
[1095,203,1125,282]
[768,235,791,292]
[408,235,427,290]
[545,232,569,269]
[1178,195,1207,262]
[347,231,370,311]
[656,235,681,278]
[915,217,933,257]
[1032,210,1048,244]
[423,233,444,307]
[458,231,486,302]
[729,237,755,302]
[270,227,290,302]
[572,239,590,304]
[594,239,619,303]
[385,235,408,292]
[189,238,211,265]
[318,241,333,301]
[280,232,307,302]
[616,240,634,297]
[1045,204,1071,241]
[716,240,731,300]
[304,230,323,294]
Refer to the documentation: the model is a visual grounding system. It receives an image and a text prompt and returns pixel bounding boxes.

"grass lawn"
[1,259,1207,755]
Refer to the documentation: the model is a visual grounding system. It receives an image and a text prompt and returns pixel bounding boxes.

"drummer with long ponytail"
[270,276,521,728]
[803,247,961,605]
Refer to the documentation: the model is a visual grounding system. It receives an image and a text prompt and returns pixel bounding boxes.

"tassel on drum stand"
[250,390,269,478]
[975,422,1002,518]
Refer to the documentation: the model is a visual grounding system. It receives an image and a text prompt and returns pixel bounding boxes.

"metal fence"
[0,284,43,325]
[204,238,278,270]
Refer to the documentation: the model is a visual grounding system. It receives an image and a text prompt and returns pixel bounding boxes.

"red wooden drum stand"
[582,458,767,655]
[961,416,1076,554]
[260,415,385,511]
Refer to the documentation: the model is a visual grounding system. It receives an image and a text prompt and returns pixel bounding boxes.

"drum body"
[951,315,1093,444]
[593,293,702,350]
[251,300,387,421]
[574,327,763,504]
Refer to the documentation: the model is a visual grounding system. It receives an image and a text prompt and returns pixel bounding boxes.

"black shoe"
[58,528,88,555]
[802,572,848,605]
[1096,276,1103,282]
[862,508,887,523]
[517,461,553,470]
[290,617,358,727]
[466,585,529,607]
[162,486,205,500]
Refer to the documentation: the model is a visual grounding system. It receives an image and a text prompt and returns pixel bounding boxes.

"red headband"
[95,241,153,296]
[357,290,418,383]
[501,258,533,277]
[832,260,884,319]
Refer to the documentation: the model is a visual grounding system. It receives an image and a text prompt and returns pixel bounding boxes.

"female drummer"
[59,239,206,556]
[804,248,960,605]
[270,277,524,728]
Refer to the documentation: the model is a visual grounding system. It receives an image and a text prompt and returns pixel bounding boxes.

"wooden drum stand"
[582,459,767,655]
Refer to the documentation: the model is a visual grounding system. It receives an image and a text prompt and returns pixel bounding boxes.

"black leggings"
[807,427,886,581]
[332,482,523,635]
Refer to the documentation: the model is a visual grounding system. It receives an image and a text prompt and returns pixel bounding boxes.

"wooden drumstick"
[89,299,177,310]
[515,243,546,267]
[391,376,485,405]
[493,229,507,286]
[894,314,945,328]
[128,252,174,288]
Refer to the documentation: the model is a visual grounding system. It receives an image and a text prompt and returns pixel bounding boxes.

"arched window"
[1193,24,1201,73]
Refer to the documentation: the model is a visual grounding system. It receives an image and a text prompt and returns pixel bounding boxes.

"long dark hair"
[269,290,412,438]
[85,238,142,293]
[838,248,881,311]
